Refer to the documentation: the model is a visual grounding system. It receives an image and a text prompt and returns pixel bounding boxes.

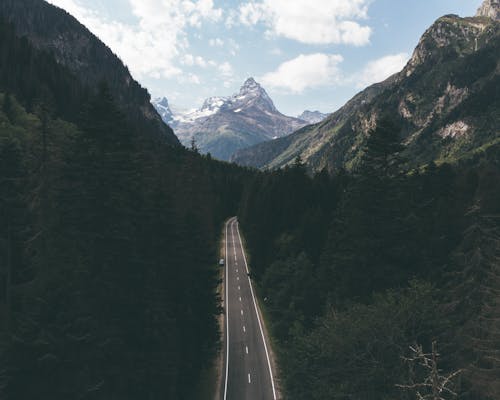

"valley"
[0,0,499,400]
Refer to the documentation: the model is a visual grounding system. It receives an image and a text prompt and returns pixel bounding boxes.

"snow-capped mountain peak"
[233,77,277,113]
[240,77,261,95]
[152,78,308,160]
[153,97,174,124]
[298,110,329,124]
[201,96,228,113]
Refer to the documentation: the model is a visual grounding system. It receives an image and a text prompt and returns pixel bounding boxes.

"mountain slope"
[233,6,500,171]
[0,2,251,399]
[0,0,179,145]
[154,78,307,160]
[298,110,328,124]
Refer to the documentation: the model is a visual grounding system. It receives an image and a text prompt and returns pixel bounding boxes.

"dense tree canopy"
[239,118,500,400]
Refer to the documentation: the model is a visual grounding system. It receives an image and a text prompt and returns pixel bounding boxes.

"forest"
[0,17,250,399]
[239,118,500,399]
[1,4,500,399]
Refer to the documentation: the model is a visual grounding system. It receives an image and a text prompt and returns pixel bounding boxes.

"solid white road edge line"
[236,219,278,400]
[223,218,231,400]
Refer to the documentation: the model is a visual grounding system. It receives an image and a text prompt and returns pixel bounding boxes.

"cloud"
[209,38,224,47]
[240,2,267,26]
[218,62,234,77]
[179,73,202,84]
[46,0,223,80]
[238,0,372,45]
[217,62,235,88]
[355,53,410,88]
[260,53,344,93]
[182,54,210,68]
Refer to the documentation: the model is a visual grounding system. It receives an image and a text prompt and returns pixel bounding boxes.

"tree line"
[0,81,249,400]
[239,117,500,399]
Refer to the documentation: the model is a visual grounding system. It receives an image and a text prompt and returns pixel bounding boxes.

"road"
[222,217,277,400]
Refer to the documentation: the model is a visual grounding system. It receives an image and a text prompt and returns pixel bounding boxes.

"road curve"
[222,217,277,400]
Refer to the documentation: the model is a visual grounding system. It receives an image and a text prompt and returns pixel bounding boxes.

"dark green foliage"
[0,19,89,123]
[284,282,446,400]
[239,115,500,398]
[0,3,178,145]
[0,89,248,399]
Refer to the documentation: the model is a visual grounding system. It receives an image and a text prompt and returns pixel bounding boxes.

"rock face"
[0,0,179,146]
[154,78,308,160]
[232,10,500,172]
[154,97,175,125]
[298,110,328,124]
[476,0,500,20]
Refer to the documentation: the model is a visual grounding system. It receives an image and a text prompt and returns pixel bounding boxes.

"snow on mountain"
[298,110,329,124]
[152,78,309,160]
[153,97,175,125]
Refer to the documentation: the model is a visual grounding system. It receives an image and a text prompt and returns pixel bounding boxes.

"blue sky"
[47,0,482,116]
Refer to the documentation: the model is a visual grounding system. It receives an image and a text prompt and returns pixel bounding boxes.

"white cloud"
[261,53,344,93]
[46,0,223,80]
[239,2,267,26]
[209,38,224,47]
[179,73,202,84]
[238,0,372,45]
[218,62,234,77]
[356,53,410,88]
[181,54,209,68]
[217,62,235,88]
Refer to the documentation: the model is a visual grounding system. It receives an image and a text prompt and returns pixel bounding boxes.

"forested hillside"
[0,8,250,400]
[232,12,500,173]
[1,1,499,399]
[239,119,500,399]
[0,0,179,146]
[0,88,249,399]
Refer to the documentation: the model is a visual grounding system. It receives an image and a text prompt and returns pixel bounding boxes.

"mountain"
[232,3,500,171]
[0,0,179,146]
[0,1,251,398]
[154,78,307,160]
[154,97,175,125]
[477,0,500,19]
[298,110,328,124]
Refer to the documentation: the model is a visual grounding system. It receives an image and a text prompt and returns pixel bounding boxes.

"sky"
[46,0,482,116]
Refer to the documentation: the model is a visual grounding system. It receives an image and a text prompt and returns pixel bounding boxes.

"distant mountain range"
[232,1,500,171]
[153,78,327,160]
[297,110,329,124]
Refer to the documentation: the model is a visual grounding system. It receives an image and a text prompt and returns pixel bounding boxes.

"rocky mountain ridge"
[476,0,500,20]
[232,3,500,171]
[297,110,328,124]
[154,78,308,160]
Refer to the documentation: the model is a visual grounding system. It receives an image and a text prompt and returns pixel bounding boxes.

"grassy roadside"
[192,220,227,400]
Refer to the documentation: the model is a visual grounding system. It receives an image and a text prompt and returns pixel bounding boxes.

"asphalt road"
[222,217,277,400]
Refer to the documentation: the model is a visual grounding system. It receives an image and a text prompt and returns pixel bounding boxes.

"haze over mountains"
[233,1,500,172]
[153,78,323,160]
